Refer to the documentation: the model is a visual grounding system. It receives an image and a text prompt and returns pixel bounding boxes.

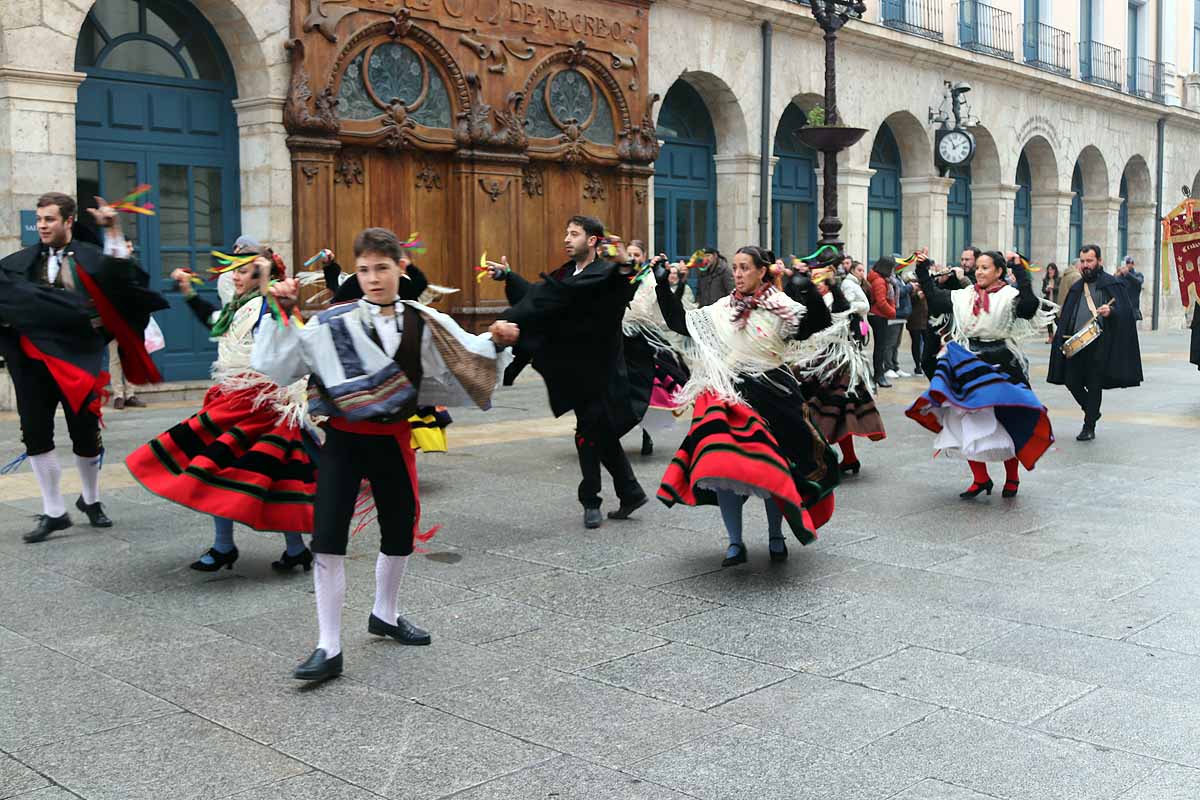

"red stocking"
[838,436,857,464]
[968,460,991,486]
[1003,458,1019,488]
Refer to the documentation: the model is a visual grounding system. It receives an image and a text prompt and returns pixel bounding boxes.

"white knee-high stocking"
[313,553,346,657]
[75,454,101,505]
[371,553,410,624]
[29,452,64,517]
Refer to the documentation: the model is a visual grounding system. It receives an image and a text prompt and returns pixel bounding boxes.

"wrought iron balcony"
[958,0,1013,60]
[1079,40,1122,91]
[881,0,944,42]
[1021,21,1071,77]
[1129,56,1165,102]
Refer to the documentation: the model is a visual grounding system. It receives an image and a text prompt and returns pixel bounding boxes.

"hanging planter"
[793,126,868,152]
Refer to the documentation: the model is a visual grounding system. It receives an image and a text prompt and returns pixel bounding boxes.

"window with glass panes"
[1013,152,1033,256]
[772,103,817,261]
[946,166,971,265]
[1069,163,1084,259]
[867,124,902,263]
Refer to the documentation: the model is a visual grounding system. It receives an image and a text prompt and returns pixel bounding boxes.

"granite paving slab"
[445,755,695,799]
[1037,686,1200,767]
[800,595,1019,654]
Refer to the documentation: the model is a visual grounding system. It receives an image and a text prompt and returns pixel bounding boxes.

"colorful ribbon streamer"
[209,250,258,275]
[795,243,839,263]
[474,251,491,284]
[628,263,653,284]
[112,184,156,216]
[303,249,333,268]
[399,233,427,256]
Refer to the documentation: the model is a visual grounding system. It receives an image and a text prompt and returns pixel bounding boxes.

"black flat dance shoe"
[769,541,789,562]
[607,494,648,520]
[190,546,239,572]
[75,496,112,528]
[584,508,603,529]
[368,613,432,645]
[271,548,313,573]
[23,513,72,544]
[1076,424,1095,441]
[959,480,994,499]
[840,460,861,475]
[293,648,343,681]
[641,430,654,456]
[722,543,748,568]
[1002,481,1020,498]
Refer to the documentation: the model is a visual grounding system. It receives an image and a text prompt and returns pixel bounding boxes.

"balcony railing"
[1021,21,1071,77]
[1129,56,1165,102]
[881,0,944,42]
[1079,41,1122,91]
[958,1,1013,60]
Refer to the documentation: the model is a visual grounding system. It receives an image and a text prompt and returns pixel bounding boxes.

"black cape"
[1190,310,1199,371]
[501,259,640,435]
[1047,269,1143,389]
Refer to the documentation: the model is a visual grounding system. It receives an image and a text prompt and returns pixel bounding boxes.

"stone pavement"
[1,331,1199,800]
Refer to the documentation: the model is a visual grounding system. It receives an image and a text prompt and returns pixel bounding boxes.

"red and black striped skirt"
[125,385,316,533]
[803,368,886,445]
[657,388,838,544]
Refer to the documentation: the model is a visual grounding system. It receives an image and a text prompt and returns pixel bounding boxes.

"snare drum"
[1062,316,1103,359]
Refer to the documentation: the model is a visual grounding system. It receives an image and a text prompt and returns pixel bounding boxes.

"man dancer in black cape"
[0,192,167,542]
[1047,243,1143,441]
[486,215,646,529]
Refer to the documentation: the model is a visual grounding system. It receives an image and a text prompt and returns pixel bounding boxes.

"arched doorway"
[867,123,902,263]
[653,81,716,260]
[1117,173,1129,260]
[772,103,817,260]
[1070,163,1084,258]
[1014,152,1033,256]
[75,0,240,380]
[946,166,971,263]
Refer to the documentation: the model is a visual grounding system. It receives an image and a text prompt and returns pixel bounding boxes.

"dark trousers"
[574,401,643,509]
[869,316,890,381]
[312,425,416,556]
[884,324,905,372]
[1064,347,1105,425]
[9,350,101,457]
[909,328,926,372]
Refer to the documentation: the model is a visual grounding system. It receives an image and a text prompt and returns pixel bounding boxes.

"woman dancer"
[623,240,691,457]
[796,261,886,476]
[654,246,839,567]
[125,250,315,572]
[907,251,1055,499]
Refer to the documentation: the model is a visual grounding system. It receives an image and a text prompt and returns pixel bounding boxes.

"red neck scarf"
[971,282,1005,316]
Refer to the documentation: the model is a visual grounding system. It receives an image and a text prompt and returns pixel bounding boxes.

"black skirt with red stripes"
[658,369,839,544]
[803,368,886,445]
[125,385,316,533]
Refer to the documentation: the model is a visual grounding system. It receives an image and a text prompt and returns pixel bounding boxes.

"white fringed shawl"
[941,284,1059,377]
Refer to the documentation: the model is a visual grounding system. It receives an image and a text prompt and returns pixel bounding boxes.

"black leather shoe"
[959,480,994,499]
[190,547,239,572]
[722,543,748,567]
[23,513,72,543]
[293,648,343,681]
[641,429,654,456]
[607,494,648,520]
[1076,424,1095,441]
[769,541,789,562]
[75,496,112,528]
[271,547,313,573]
[1002,481,1020,498]
[584,507,603,529]
[840,460,861,475]
[368,613,432,645]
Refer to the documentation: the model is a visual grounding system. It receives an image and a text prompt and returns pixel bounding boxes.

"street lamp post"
[794,0,869,255]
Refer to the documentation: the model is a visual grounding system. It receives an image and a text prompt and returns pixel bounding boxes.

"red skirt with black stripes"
[657,389,837,545]
[125,385,316,533]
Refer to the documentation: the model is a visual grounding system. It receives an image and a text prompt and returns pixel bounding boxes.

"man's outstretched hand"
[489,320,519,346]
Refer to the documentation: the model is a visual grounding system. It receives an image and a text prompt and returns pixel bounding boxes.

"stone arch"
[1073,143,1110,198]
[1121,155,1153,206]
[1017,134,1058,193]
[656,69,750,156]
[967,124,1001,186]
[875,109,933,178]
[4,0,284,99]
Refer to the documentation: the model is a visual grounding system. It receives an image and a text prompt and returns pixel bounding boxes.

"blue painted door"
[868,124,902,263]
[946,166,972,264]
[74,0,240,381]
[1013,152,1032,256]
[653,81,717,261]
[772,104,817,260]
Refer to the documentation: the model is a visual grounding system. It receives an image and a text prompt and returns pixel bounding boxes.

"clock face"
[938,130,973,164]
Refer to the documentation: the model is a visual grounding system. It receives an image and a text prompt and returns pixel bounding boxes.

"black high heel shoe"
[272,547,313,573]
[190,546,239,572]
[722,543,748,568]
[1002,481,1019,498]
[840,460,861,475]
[959,480,994,500]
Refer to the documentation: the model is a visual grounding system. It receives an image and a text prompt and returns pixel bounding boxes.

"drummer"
[1046,244,1143,442]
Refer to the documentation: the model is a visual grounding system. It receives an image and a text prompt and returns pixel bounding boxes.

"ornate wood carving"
[582,170,606,201]
[479,177,511,202]
[333,152,364,185]
[284,38,340,137]
[633,187,646,204]
[521,165,544,197]
[616,91,659,164]
[303,0,358,43]
[415,159,443,191]
[454,74,526,152]
[301,165,320,184]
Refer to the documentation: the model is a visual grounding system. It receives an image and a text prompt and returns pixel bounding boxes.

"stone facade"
[647,0,1200,329]
[0,0,294,265]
